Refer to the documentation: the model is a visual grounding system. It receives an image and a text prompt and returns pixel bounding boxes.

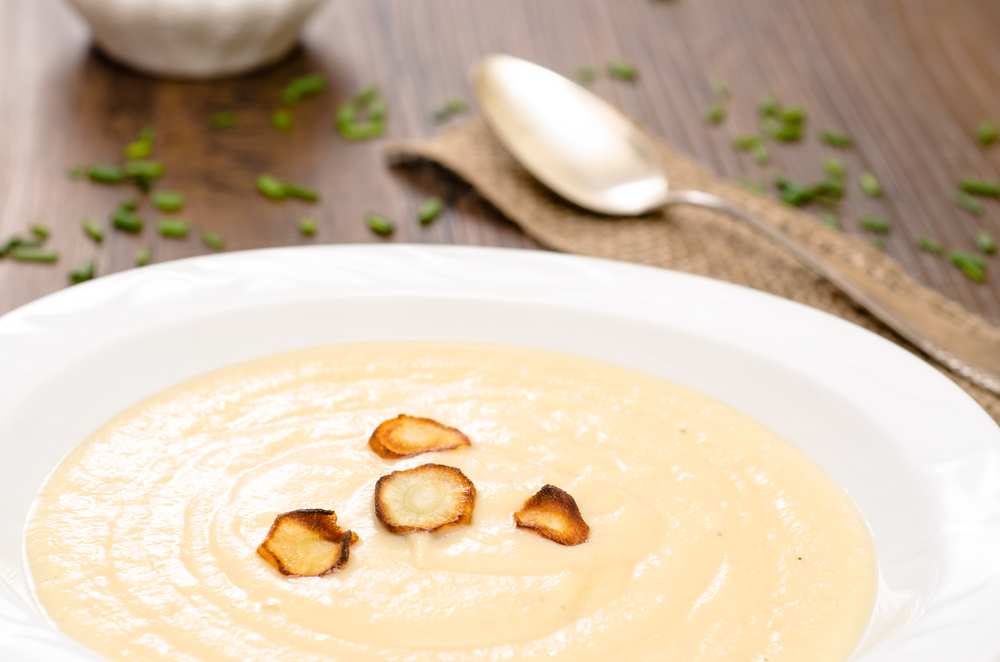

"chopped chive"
[711,77,729,99]
[977,120,998,146]
[338,120,385,141]
[759,93,780,118]
[577,66,596,85]
[256,174,288,200]
[111,208,143,233]
[819,212,841,230]
[82,217,104,242]
[208,111,238,130]
[917,237,943,255]
[733,134,764,150]
[281,73,327,106]
[433,97,468,123]
[336,85,387,141]
[298,217,318,236]
[69,259,95,284]
[869,238,885,251]
[125,126,154,160]
[120,198,139,212]
[10,247,58,262]
[136,247,151,267]
[820,129,853,148]
[822,157,846,179]
[202,232,224,250]
[87,164,126,184]
[737,176,765,195]
[123,160,164,179]
[365,212,394,236]
[949,250,987,283]
[960,178,1000,197]
[157,219,189,238]
[781,105,807,125]
[30,224,50,239]
[417,196,445,225]
[770,122,803,142]
[284,182,319,202]
[859,215,891,233]
[705,102,726,124]
[751,143,770,165]
[153,191,185,212]
[975,229,997,254]
[859,171,882,197]
[272,108,293,132]
[954,191,984,215]
[607,58,638,81]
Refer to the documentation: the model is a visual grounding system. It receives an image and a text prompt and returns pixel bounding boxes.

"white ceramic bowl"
[65,0,328,79]
[0,246,998,661]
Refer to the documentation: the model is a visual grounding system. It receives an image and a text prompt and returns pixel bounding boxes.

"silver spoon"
[471,54,1000,396]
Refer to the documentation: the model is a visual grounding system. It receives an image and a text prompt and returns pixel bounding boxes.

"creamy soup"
[27,342,877,662]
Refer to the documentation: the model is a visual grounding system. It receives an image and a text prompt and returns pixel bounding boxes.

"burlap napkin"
[385,119,1000,424]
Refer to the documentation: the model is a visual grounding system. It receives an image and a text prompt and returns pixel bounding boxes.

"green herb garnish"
[781,105,807,125]
[820,129,853,148]
[975,229,997,254]
[158,219,189,238]
[281,73,327,106]
[125,127,155,160]
[417,196,445,225]
[365,212,394,236]
[136,247,151,267]
[977,120,998,146]
[272,108,293,132]
[82,217,104,242]
[69,259,95,284]
[336,85,387,141]
[123,160,164,191]
[153,191,185,212]
[960,178,1000,197]
[255,174,319,202]
[298,217,318,236]
[30,224,50,239]
[733,134,764,150]
[705,102,726,124]
[949,250,987,283]
[10,247,58,262]
[120,198,139,212]
[917,236,943,255]
[208,111,238,130]
[87,164,126,184]
[433,97,468,123]
[859,215,891,233]
[822,157,846,179]
[111,207,143,233]
[607,58,638,81]
[202,232,224,250]
[859,171,882,197]
[954,191,984,215]
[759,93,780,117]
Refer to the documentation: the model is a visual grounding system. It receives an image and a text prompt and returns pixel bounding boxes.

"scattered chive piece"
[281,73,327,106]
[157,219,189,238]
[67,165,83,180]
[153,191,185,212]
[711,77,729,99]
[859,215,891,233]
[948,250,987,283]
[751,143,770,165]
[336,85,387,141]
[125,126,154,160]
[30,224,50,239]
[869,238,885,251]
[737,176,765,195]
[960,178,1000,197]
[577,66,596,85]
[705,102,726,124]
[202,232,224,250]
[298,217,318,236]
[136,247,150,267]
[69,259,95,284]
[859,171,882,197]
[256,174,288,200]
[272,108,293,132]
[607,58,638,81]
[208,111,238,130]
[87,164,126,184]
[338,120,385,141]
[917,237,943,255]
[10,247,58,262]
[823,157,846,179]
[770,122,803,142]
[977,120,998,146]
[365,212,394,236]
[284,182,319,202]
[975,229,997,254]
[819,212,841,230]
[120,198,139,212]
[820,129,853,148]
[82,217,104,242]
[733,134,764,150]
[417,196,445,225]
[111,208,143,233]
[123,160,164,179]
[781,105,807,125]
[954,191,984,215]
[433,97,468,123]
[759,93,780,117]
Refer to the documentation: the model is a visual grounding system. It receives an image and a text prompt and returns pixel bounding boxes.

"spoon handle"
[666,189,1000,396]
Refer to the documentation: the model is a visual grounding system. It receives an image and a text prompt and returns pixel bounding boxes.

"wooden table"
[2,0,1000,325]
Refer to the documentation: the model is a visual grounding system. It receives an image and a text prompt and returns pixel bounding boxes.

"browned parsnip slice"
[374,463,476,533]
[514,485,589,546]
[368,414,471,459]
[257,509,359,577]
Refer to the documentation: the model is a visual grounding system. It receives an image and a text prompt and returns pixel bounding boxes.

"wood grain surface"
[1,0,999,324]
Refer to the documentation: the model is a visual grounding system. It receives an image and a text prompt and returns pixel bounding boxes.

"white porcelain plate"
[0,245,997,662]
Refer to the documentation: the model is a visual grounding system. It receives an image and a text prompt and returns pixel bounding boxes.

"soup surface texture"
[27,342,877,662]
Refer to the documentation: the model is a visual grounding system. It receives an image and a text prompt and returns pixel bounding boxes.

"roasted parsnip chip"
[257,509,359,577]
[374,463,476,533]
[514,485,589,546]
[368,414,471,459]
